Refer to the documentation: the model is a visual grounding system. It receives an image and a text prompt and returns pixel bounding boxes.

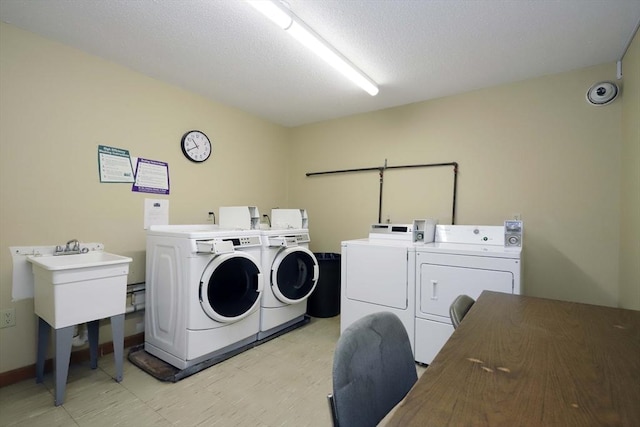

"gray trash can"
[307,253,341,318]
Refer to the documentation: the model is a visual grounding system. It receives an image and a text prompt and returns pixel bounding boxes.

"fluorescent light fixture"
[247,0,379,96]
[247,0,291,29]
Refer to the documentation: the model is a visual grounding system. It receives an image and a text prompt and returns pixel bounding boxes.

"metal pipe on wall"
[126,283,145,314]
[306,160,459,224]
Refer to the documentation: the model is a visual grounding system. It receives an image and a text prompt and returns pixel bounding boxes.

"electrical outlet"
[1,308,16,328]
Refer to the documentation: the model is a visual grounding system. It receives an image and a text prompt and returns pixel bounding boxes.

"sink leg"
[36,317,50,383]
[111,314,124,382]
[88,320,99,369]
[54,325,74,406]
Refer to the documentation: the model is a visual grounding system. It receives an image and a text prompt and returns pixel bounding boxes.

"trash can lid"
[313,253,341,261]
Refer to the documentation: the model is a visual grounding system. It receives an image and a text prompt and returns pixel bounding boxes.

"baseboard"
[0,333,144,388]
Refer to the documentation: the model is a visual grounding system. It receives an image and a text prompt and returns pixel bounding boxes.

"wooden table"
[387,291,640,426]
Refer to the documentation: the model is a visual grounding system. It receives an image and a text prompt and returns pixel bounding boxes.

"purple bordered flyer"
[132,158,170,195]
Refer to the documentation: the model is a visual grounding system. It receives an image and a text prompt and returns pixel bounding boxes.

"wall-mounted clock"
[181,130,211,163]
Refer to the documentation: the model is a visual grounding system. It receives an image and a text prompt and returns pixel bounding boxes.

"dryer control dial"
[504,220,523,247]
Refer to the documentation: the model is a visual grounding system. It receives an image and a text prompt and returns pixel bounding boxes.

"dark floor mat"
[128,341,254,382]
[128,345,180,381]
[128,315,310,382]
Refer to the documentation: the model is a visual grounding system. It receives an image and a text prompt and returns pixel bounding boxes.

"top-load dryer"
[414,223,522,364]
[145,225,263,369]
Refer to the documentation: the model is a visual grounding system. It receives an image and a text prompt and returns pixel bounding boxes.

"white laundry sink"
[28,252,132,328]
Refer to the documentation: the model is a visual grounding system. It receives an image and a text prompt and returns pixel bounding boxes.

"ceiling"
[1,1,639,127]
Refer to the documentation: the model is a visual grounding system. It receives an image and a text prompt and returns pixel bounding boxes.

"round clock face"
[181,130,211,163]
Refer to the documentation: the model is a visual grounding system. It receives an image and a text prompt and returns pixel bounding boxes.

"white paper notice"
[144,199,169,229]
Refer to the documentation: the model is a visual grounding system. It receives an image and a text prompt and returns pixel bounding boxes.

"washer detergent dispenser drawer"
[196,239,235,254]
[27,251,132,329]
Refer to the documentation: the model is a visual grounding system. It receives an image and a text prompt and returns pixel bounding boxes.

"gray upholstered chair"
[328,311,417,427]
[449,294,475,329]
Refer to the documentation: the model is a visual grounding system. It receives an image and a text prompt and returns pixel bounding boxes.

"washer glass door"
[200,252,263,322]
[271,247,319,304]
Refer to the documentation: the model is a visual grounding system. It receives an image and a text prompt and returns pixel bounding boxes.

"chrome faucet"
[54,239,84,255]
[66,239,80,252]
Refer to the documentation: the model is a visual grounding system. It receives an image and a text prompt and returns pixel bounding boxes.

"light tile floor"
[0,316,425,426]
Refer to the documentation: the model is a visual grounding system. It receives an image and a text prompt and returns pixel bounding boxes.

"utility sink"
[28,251,132,329]
[28,251,131,271]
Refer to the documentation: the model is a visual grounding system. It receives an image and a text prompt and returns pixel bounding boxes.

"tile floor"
[0,316,425,427]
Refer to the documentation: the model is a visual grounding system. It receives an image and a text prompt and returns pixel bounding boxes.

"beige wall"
[619,29,640,310]
[1,21,637,376]
[289,63,624,309]
[0,24,289,373]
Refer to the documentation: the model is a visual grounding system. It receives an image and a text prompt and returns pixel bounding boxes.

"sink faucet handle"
[66,239,80,251]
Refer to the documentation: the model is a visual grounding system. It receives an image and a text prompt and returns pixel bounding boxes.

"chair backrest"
[449,294,475,329]
[330,311,417,427]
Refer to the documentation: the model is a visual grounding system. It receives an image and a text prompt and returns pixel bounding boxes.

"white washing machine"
[145,225,263,369]
[340,223,430,355]
[259,227,319,340]
[415,224,522,365]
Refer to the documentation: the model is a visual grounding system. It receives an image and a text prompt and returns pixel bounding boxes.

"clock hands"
[188,136,199,149]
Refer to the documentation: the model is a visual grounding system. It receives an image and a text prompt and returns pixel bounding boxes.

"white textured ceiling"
[1,0,639,127]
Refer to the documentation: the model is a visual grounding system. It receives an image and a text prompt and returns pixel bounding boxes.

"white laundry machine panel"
[344,243,410,309]
[145,225,263,369]
[259,229,318,339]
[417,254,516,319]
[341,238,417,354]
[414,225,522,365]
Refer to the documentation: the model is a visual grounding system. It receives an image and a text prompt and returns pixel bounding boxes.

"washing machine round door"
[270,247,319,304]
[200,252,263,323]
